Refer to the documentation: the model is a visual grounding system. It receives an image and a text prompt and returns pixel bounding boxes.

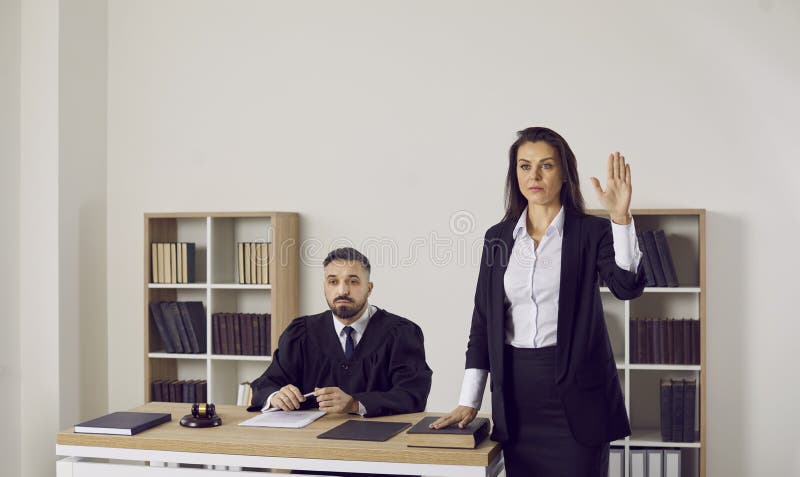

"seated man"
[248,247,432,417]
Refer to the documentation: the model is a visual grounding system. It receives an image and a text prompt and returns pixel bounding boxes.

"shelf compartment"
[146,216,208,284]
[210,216,272,285]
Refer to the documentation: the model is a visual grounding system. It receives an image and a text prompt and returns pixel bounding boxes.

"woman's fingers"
[430,414,459,429]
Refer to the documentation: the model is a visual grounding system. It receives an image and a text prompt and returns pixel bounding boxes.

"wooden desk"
[56,403,504,476]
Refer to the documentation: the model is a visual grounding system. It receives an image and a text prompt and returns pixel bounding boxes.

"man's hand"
[429,405,478,429]
[315,387,358,414]
[270,384,306,411]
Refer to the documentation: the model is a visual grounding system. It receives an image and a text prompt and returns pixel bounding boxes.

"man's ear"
[368,282,374,296]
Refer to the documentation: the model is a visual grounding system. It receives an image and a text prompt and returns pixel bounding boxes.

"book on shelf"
[237,381,253,406]
[151,379,207,403]
[150,301,208,354]
[406,416,490,449]
[236,241,272,285]
[639,229,680,287]
[646,449,664,477]
[211,312,272,356]
[659,378,697,443]
[664,449,681,477]
[74,411,171,436]
[630,449,646,477]
[631,318,700,365]
[150,242,196,284]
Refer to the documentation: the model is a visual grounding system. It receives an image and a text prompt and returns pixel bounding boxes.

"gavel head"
[191,402,216,419]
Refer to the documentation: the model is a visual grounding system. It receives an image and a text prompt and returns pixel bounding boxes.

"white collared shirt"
[458,208,642,409]
[262,304,375,415]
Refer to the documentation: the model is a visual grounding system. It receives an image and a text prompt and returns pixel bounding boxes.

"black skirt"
[502,345,609,477]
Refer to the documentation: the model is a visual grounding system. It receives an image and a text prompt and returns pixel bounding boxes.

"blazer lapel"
[555,212,581,384]
[489,219,516,382]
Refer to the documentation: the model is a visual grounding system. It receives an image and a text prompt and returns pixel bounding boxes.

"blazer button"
[341,363,349,370]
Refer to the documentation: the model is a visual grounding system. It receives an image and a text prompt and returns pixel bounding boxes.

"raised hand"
[590,152,632,224]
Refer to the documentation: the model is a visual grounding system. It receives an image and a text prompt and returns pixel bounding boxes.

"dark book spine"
[630,319,638,364]
[168,380,177,402]
[660,319,669,365]
[683,379,697,442]
[644,319,653,364]
[151,380,163,401]
[672,319,681,365]
[177,302,201,353]
[160,381,169,402]
[252,313,261,356]
[150,302,176,353]
[682,319,691,365]
[185,243,196,283]
[637,231,656,286]
[643,231,667,286]
[242,314,253,355]
[692,319,700,364]
[654,319,663,364]
[671,379,685,442]
[198,380,207,403]
[660,379,673,441]
[636,319,645,364]
[649,319,659,364]
[212,313,221,354]
[233,313,242,355]
[182,381,191,403]
[219,313,229,354]
[225,313,236,355]
[159,302,184,353]
[654,229,679,287]
[169,302,192,353]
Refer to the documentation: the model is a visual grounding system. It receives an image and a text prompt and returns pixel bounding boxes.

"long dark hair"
[503,126,585,222]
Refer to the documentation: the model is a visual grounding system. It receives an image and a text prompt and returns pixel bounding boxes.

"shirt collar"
[512,206,566,240]
[332,303,374,337]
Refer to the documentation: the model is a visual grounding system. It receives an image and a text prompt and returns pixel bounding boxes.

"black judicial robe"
[247,308,433,417]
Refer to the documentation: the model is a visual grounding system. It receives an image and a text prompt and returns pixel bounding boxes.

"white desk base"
[56,445,505,477]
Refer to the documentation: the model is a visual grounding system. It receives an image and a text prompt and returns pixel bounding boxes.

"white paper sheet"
[238,410,325,429]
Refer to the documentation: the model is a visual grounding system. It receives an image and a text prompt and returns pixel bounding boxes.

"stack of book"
[237,381,253,406]
[149,301,207,354]
[238,242,271,284]
[211,313,271,356]
[151,379,207,403]
[660,379,698,443]
[637,230,679,287]
[630,318,700,365]
[151,242,196,283]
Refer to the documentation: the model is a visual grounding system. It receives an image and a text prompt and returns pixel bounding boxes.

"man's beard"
[328,296,366,319]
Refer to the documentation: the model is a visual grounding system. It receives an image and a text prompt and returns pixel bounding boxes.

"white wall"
[0,0,22,475]
[60,0,109,426]
[20,1,60,476]
[106,1,800,475]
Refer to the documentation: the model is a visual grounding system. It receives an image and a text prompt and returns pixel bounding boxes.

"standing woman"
[432,127,646,476]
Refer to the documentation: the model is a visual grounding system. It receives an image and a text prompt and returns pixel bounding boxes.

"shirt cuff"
[262,391,279,412]
[458,368,488,409]
[611,218,642,273]
[357,401,367,416]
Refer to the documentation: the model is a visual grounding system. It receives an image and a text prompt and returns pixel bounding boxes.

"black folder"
[317,420,411,442]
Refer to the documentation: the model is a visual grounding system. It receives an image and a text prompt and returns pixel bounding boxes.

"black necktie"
[343,326,355,360]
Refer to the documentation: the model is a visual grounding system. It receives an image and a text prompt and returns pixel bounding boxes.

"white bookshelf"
[144,212,298,406]
[592,209,706,477]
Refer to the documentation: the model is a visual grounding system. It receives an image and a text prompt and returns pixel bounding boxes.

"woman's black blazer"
[465,211,646,446]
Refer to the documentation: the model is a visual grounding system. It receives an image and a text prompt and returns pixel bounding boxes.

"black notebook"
[74,412,171,436]
[317,420,411,442]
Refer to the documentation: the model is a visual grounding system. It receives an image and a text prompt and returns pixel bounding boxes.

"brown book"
[241,314,253,355]
[674,320,685,365]
[218,313,229,355]
[212,313,221,354]
[252,313,261,356]
[406,416,490,449]
[262,314,272,355]
[238,242,245,284]
[660,319,669,365]
[666,318,674,364]
[226,313,237,355]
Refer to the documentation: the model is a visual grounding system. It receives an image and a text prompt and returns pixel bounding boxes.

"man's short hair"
[323,247,371,275]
